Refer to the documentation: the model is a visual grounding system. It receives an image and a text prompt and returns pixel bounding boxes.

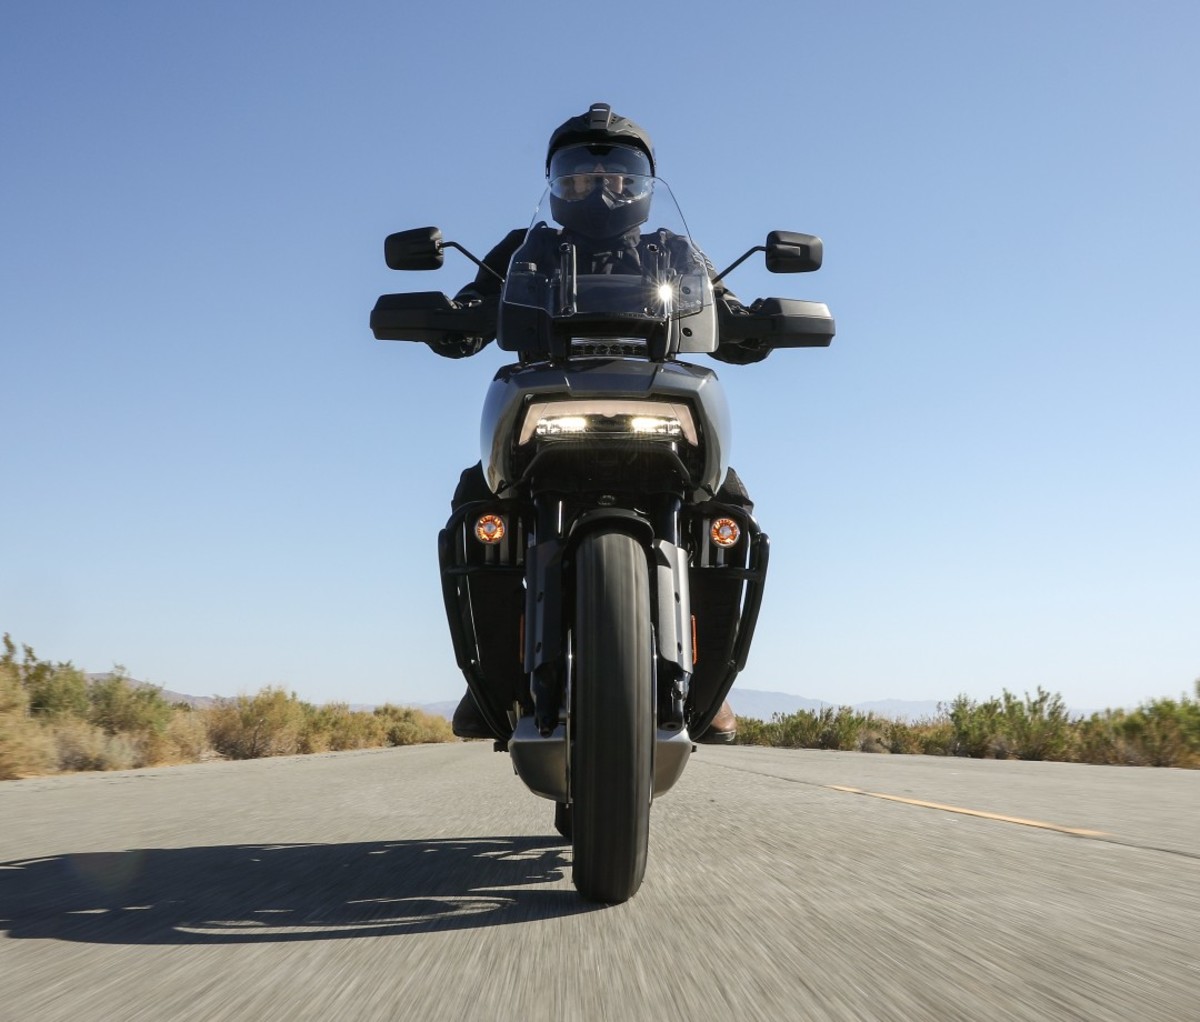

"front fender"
[524,508,691,679]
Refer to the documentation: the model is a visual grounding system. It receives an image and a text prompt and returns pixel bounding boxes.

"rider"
[441,103,749,743]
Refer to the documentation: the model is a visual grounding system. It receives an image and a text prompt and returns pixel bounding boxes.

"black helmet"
[545,102,656,176]
[546,103,656,239]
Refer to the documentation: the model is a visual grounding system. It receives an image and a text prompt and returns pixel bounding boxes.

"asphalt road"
[2,743,1197,1022]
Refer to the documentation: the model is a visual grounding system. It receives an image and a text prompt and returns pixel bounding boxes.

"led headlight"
[629,416,681,437]
[536,415,589,436]
[519,400,698,446]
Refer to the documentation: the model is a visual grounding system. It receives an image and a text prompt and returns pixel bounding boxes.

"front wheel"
[570,529,654,903]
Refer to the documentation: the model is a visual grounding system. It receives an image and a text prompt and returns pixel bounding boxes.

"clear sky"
[3,2,1197,713]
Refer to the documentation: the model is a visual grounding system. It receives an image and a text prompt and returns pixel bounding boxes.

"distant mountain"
[728,688,943,722]
[725,688,826,720]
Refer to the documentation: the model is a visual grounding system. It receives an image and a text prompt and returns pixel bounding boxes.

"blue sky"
[3,2,1197,713]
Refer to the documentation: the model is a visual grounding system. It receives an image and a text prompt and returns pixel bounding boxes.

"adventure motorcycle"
[371,178,834,903]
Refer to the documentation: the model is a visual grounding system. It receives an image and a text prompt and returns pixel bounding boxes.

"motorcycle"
[371,176,834,902]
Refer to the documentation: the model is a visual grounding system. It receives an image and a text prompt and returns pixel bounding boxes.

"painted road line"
[826,785,1109,838]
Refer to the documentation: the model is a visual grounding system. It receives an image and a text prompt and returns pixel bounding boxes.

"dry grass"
[0,634,457,779]
[736,683,1200,769]
[6,633,1195,778]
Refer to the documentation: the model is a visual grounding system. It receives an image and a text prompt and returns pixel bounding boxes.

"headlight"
[519,399,698,446]
[536,415,589,436]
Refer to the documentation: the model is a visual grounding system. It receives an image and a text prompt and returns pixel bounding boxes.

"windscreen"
[501,176,712,324]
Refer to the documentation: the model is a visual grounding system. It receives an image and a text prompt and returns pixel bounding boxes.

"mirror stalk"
[711,246,765,286]
[443,240,505,284]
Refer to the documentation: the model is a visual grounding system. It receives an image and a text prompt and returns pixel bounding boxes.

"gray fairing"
[480,358,732,502]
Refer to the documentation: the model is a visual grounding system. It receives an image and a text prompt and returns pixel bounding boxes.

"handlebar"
[370,291,834,353]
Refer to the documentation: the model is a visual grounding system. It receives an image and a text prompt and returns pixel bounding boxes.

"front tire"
[570,529,653,903]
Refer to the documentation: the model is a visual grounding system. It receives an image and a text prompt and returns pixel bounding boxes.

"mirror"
[385,227,444,270]
[765,231,823,273]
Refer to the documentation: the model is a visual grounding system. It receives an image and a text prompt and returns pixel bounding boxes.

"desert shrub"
[0,659,28,719]
[374,703,455,746]
[946,694,1006,758]
[88,670,174,736]
[0,715,56,778]
[0,660,57,778]
[160,707,213,762]
[2,635,90,720]
[879,716,951,755]
[50,719,137,772]
[81,670,178,766]
[819,707,872,751]
[1000,687,1073,761]
[201,693,455,760]
[878,718,920,755]
[1074,685,1200,768]
[28,664,91,720]
[304,702,390,752]
[204,687,307,759]
[773,709,823,748]
[1074,709,1128,765]
[1118,697,1200,768]
[914,717,956,756]
[732,706,870,751]
[733,715,773,746]
[298,702,333,754]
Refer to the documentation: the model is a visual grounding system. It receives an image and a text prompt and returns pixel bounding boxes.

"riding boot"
[451,690,494,740]
[696,699,737,744]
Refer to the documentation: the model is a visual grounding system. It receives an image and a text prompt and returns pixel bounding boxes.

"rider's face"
[560,161,628,200]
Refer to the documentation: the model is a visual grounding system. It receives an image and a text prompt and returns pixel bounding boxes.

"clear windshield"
[501,176,712,323]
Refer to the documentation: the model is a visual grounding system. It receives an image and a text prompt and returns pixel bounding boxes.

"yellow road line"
[826,785,1108,838]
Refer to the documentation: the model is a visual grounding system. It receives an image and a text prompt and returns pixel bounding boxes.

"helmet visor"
[548,143,654,204]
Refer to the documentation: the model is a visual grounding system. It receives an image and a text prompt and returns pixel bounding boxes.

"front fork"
[522,496,693,736]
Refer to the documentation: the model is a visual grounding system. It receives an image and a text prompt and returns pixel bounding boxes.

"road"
[2,743,1197,1021]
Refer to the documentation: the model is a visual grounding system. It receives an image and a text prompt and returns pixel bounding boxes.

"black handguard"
[370,291,497,357]
[714,294,835,361]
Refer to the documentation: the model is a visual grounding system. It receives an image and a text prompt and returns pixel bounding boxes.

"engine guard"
[438,499,530,743]
[438,498,770,745]
[682,503,770,739]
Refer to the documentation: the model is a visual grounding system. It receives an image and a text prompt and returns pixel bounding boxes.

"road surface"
[2,743,1197,1021]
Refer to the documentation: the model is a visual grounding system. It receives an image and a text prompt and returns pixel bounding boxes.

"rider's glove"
[712,339,772,365]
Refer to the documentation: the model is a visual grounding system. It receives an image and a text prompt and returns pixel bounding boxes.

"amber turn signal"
[710,517,740,547]
[475,514,506,544]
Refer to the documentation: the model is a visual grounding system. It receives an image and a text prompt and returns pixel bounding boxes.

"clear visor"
[548,143,654,203]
